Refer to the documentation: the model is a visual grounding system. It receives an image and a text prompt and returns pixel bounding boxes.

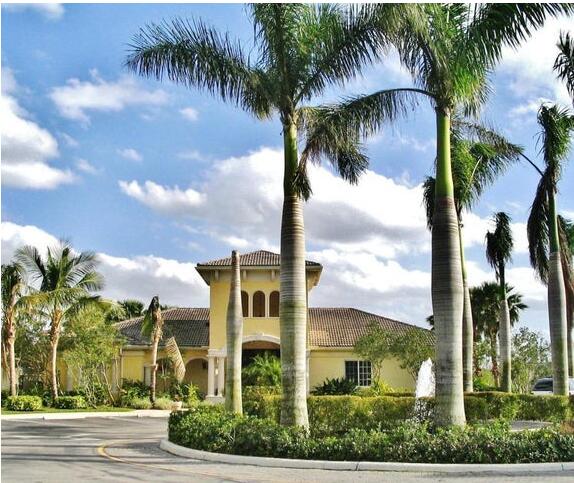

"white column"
[207,356,215,397]
[217,357,225,396]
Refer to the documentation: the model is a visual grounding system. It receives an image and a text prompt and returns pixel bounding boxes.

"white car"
[531,377,574,395]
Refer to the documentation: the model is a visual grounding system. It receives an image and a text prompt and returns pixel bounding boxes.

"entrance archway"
[184,358,208,395]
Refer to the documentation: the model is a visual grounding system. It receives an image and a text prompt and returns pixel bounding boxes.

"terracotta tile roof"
[116,306,431,349]
[197,250,321,268]
[115,307,209,347]
[308,307,433,347]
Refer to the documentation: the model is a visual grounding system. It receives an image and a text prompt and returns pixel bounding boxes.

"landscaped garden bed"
[168,405,574,464]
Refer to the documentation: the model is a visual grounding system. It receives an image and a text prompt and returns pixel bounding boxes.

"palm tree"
[141,296,185,405]
[422,122,523,392]
[305,3,571,426]
[471,282,527,386]
[120,299,145,319]
[225,251,243,414]
[555,32,574,103]
[15,242,104,399]
[1,263,26,396]
[485,212,514,392]
[125,3,416,427]
[527,104,574,395]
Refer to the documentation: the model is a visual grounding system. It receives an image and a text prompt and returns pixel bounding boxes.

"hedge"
[53,395,87,409]
[168,406,574,464]
[6,395,43,411]
[244,392,573,433]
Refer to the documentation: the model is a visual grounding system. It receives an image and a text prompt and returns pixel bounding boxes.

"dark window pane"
[253,291,266,317]
[533,379,553,391]
[269,291,279,317]
[345,361,358,385]
[241,291,249,317]
[358,361,371,386]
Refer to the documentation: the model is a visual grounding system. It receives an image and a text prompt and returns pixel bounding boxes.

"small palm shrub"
[120,379,149,407]
[170,382,201,407]
[242,353,281,387]
[311,377,357,395]
[6,395,43,411]
[356,379,395,396]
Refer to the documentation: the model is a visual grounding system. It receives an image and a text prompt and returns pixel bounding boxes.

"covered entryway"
[183,358,208,396]
[242,339,280,366]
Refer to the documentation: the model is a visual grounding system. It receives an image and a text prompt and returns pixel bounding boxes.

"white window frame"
[345,360,372,387]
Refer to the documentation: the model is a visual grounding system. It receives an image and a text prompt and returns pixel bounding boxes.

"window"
[269,291,279,317]
[253,291,266,317]
[241,291,249,317]
[345,360,371,387]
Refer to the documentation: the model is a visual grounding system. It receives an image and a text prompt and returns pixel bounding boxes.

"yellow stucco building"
[114,250,427,401]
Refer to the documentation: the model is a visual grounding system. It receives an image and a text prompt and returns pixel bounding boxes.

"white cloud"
[117,148,143,162]
[180,107,199,121]
[50,70,168,123]
[3,3,64,20]
[1,221,208,308]
[1,79,75,189]
[75,158,99,175]
[501,18,572,116]
[119,180,205,215]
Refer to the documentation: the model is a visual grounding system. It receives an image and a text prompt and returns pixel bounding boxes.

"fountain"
[413,358,435,421]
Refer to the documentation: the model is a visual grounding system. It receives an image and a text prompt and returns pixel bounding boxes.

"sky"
[2,3,573,339]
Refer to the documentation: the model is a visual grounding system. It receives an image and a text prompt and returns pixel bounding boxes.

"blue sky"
[2,3,573,338]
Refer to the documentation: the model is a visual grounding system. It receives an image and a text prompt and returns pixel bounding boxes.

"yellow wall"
[120,348,208,382]
[309,349,415,391]
[207,268,319,350]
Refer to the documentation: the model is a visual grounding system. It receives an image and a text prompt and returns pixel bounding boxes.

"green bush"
[244,392,571,429]
[242,353,281,387]
[6,395,43,411]
[311,377,357,395]
[168,406,574,463]
[53,395,87,409]
[128,397,153,409]
[170,383,201,407]
[355,379,395,396]
[243,385,281,417]
[1,390,8,407]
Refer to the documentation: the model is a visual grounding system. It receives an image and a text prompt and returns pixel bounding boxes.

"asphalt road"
[2,416,573,483]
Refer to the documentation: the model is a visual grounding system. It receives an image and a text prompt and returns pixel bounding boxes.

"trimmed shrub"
[244,392,572,429]
[128,397,152,410]
[53,395,87,409]
[168,406,574,463]
[243,385,281,417]
[1,390,8,407]
[170,383,201,407]
[311,377,357,395]
[6,395,43,411]
[153,397,174,410]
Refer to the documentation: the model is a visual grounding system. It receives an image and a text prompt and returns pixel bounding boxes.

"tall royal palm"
[527,104,574,395]
[306,3,571,426]
[1,263,26,396]
[126,4,414,427]
[423,122,522,392]
[558,216,574,374]
[15,242,104,399]
[486,212,514,392]
[555,32,574,104]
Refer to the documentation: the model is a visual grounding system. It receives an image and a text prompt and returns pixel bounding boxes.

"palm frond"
[422,176,436,230]
[126,17,271,118]
[527,172,552,282]
[485,211,514,280]
[163,333,185,383]
[14,245,46,287]
[555,31,574,104]
[537,104,574,172]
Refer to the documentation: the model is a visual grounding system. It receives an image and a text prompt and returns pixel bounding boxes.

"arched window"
[269,291,279,317]
[241,291,249,317]
[253,291,266,317]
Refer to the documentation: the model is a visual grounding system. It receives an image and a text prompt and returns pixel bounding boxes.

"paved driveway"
[2,416,573,482]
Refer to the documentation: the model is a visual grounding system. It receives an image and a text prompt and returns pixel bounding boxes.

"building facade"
[112,250,429,401]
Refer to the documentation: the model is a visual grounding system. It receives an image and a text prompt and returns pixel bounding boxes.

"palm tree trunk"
[499,268,512,392]
[568,310,574,377]
[225,250,243,414]
[548,191,569,395]
[6,310,17,396]
[49,312,62,399]
[490,333,499,386]
[459,223,473,393]
[150,336,159,405]
[432,108,465,427]
[280,120,309,428]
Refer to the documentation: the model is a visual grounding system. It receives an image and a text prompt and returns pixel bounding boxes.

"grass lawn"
[1,406,135,415]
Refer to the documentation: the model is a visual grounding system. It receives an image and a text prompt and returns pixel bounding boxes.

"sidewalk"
[1,409,171,420]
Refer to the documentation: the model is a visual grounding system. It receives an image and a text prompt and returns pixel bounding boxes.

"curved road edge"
[160,439,574,474]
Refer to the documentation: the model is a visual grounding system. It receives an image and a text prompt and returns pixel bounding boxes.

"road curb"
[1,409,171,420]
[160,439,574,474]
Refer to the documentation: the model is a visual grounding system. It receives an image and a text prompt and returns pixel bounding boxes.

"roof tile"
[197,250,321,267]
